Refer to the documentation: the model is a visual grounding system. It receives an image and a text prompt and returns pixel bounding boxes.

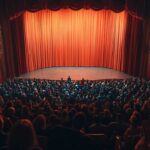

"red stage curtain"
[124,15,149,78]
[0,15,27,78]
[1,18,16,78]
[10,16,27,75]
[24,9,127,72]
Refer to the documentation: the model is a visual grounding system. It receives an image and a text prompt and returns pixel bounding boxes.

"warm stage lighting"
[24,9,127,72]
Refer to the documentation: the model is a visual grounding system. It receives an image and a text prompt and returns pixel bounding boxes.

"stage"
[19,67,132,80]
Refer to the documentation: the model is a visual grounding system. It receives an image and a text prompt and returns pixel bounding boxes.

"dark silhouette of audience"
[0,78,149,150]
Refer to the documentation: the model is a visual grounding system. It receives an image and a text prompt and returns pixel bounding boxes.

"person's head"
[72,112,87,130]
[6,107,16,117]
[21,105,30,117]
[3,117,13,133]
[142,99,150,111]
[8,119,37,150]
[93,115,101,124]
[33,114,46,132]
[69,108,77,119]
[81,104,88,113]
[49,114,60,127]
[129,115,139,128]
[103,109,111,118]
[130,111,141,126]
[5,101,14,109]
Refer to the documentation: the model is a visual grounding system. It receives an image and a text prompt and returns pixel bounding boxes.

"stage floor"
[19,67,132,80]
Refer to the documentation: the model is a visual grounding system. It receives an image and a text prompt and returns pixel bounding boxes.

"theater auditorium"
[0,0,150,150]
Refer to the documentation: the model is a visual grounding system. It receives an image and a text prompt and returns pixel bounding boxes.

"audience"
[0,78,149,150]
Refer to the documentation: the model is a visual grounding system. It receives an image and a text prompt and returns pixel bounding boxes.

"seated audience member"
[72,112,87,133]
[135,120,150,150]
[141,99,150,120]
[21,105,32,120]
[47,114,61,129]
[124,111,142,141]
[2,117,13,134]
[0,78,149,150]
[4,107,17,124]
[67,76,71,82]
[101,109,113,125]
[33,114,46,136]
[8,119,39,150]
[123,111,142,149]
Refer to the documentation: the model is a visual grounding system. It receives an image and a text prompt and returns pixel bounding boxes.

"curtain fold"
[10,16,27,75]
[24,9,127,72]
[0,16,26,78]
[124,15,148,77]
[1,18,16,78]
